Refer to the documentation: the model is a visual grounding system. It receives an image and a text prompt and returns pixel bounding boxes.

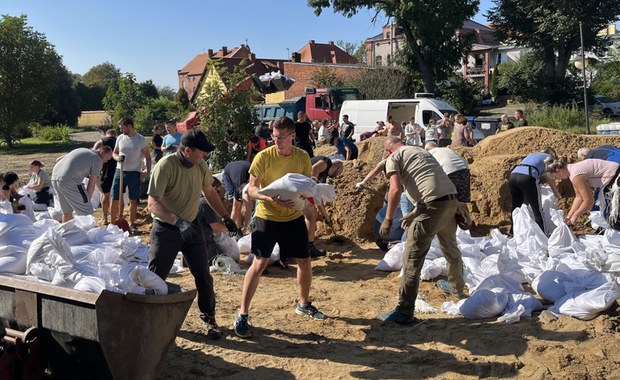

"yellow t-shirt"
[148,154,213,221]
[250,146,312,222]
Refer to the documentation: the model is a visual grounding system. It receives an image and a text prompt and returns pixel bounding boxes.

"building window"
[475,53,484,66]
[496,53,502,65]
[375,55,383,66]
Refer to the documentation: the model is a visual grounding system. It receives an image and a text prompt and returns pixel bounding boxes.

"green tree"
[591,60,620,100]
[175,88,191,110]
[195,60,258,171]
[310,65,345,88]
[347,66,420,99]
[309,0,479,93]
[82,62,121,88]
[0,15,64,147]
[486,0,620,91]
[158,85,176,100]
[140,79,159,99]
[41,65,81,126]
[336,39,366,63]
[103,73,147,122]
[134,97,186,135]
[435,75,481,115]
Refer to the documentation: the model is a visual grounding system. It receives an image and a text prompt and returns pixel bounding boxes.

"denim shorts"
[111,170,141,200]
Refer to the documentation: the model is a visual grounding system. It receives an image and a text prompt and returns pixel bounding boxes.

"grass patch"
[0,137,92,155]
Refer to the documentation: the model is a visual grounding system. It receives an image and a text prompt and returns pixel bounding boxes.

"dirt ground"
[4,128,620,379]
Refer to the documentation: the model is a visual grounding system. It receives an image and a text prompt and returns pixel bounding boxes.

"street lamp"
[575,22,590,134]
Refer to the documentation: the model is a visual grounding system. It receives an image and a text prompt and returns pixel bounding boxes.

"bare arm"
[142,147,152,175]
[385,172,403,221]
[86,176,99,199]
[27,177,45,190]
[112,145,121,162]
[362,160,387,184]
[148,195,177,224]
[248,174,295,208]
[567,175,594,224]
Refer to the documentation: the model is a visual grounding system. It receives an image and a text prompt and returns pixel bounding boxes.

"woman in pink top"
[545,158,620,228]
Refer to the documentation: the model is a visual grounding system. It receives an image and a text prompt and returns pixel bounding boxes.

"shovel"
[114,156,129,232]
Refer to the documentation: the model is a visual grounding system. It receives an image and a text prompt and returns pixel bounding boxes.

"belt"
[430,193,457,203]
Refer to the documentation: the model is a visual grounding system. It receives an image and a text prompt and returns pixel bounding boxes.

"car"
[593,95,620,116]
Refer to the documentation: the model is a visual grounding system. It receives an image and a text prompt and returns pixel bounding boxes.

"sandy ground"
[3,128,620,379]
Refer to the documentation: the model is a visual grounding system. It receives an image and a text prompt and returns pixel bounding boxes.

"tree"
[486,0,620,86]
[435,75,481,115]
[175,88,191,110]
[309,0,479,93]
[347,66,420,99]
[134,97,186,135]
[195,60,258,171]
[103,73,147,122]
[0,15,65,147]
[140,79,159,99]
[158,85,176,100]
[310,66,345,88]
[591,55,620,100]
[41,65,81,126]
[336,39,366,63]
[82,62,121,88]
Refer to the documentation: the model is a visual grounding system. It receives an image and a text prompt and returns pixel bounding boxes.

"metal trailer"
[0,275,196,380]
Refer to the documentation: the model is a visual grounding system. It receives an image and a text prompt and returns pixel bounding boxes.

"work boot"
[203,315,222,340]
[308,244,326,258]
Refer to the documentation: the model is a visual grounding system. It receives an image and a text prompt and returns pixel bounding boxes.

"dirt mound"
[324,128,620,240]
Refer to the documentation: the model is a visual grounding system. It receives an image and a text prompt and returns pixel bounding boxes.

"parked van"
[340,94,464,141]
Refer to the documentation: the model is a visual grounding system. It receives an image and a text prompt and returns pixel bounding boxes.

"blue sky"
[2,0,493,89]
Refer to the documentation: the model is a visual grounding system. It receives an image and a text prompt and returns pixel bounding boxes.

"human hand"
[174,217,195,240]
[118,154,126,163]
[379,218,393,237]
[399,209,417,229]
[222,215,238,233]
[272,195,296,208]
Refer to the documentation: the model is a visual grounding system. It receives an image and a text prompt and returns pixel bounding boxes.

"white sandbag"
[129,265,168,295]
[237,234,252,253]
[552,281,620,320]
[548,209,584,257]
[209,255,247,275]
[83,178,101,209]
[0,245,27,274]
[472,274,524,295]
[258,173,316,210]
[497,304,525,324]
[503,292,543,318]
[0,201,13,215]
[459,289,509,319]
[420,257,444,280]
[17,195,36,222]
[375,243,404,271]
[531,270,571,302]
[512,205,548,254]
[214,232,240,262]
[313,184,336,203]
[74,276,108,293]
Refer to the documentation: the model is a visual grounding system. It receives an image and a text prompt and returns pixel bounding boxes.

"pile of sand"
[321,128,620,241]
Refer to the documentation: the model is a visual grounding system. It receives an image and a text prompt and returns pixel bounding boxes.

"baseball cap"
[181,129,215,153]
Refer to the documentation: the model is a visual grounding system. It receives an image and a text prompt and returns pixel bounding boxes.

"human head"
[165,120,177,135]
[105,128,116,137]
[542,147,557,159]
[343,114,349,122]
[97,145,113,163]
[409,116,415,123]
[544,157,568,179]
[515,110,524,120]
[501,114,509,123]
[152,125,163,135]
[118,117,135,136]
[455,114,466,125]
[577,147,590,161]
[425,141,437,150]
[329,160,344,178]
[297,111,307,122]
[429,118,436,126]
[1,172,18,191]
[401,121,407,127]
[29,160,44,172]
[272,116,296,153]
[383,136,403,155]
[179,129,215,163]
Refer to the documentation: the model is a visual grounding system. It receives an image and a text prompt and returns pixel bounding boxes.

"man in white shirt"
[404,117,424,146]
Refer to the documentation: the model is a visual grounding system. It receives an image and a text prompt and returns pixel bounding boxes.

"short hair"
[105,128,116,137]
[273,116,295,133]
[577,147,590,160]
[297,111,306,119]
[343,114,349,118]
[98,145,113,155]
[118,117,134,127]
[542,147,557,159]
[455,114,466,124]
[515,109,524,117]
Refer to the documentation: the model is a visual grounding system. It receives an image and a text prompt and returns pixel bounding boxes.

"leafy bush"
[527,104,611,134]
[134,97,187,135]
[436,75,481,115]
[30,124,72,142]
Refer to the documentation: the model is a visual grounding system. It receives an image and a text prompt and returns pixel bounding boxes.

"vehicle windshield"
[329,88,360,110]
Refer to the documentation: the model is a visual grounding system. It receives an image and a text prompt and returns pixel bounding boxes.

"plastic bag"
[258,173,316,210]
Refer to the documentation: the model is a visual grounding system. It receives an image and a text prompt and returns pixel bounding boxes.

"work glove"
[399,210,416,229]
[379,218,393,237]
[118,154,126,163]
[222,215,238,234]
[175,217,195,240]
[355,181,366,189]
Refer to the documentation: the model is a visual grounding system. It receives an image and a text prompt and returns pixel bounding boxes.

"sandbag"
[213,232,241,262]
[552,281,620,320]
[531,270,571,302]
[258,173,316,210]
[129,265,168,295]
[375,243,404,271]
[459,289,509,319]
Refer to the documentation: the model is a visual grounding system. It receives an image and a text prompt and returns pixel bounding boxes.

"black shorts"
[447,169,471,203]
[100,160,117,193]
[251,216,309,259]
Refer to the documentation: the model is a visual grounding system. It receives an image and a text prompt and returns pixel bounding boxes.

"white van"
[340,94,472,141]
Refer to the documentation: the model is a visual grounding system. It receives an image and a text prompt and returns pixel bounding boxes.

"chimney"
[309,40,315,44]
[207,49,213,57]
[249,53,255,61]
[328,40,334,45]
[222,46,228,56]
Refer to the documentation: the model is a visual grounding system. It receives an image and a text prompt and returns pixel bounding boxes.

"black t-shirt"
[224,160,251,199]
[295,121,314,158]
[101,136,116,149]
[152,134,163,149]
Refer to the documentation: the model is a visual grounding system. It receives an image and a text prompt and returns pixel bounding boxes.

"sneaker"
[375,238,389,252]
[203,316,222,340]
[377,309,418,325]
[436,279,467,299]
[308,245,327,258]
[100,214,109,225]
[233,314,252,338]
[128,225,139,236]
[295,302,326,320]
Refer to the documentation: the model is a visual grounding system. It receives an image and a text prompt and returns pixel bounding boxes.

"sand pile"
[323,128,620,240]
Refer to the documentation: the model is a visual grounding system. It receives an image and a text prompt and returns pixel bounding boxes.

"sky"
[2,0,493,89]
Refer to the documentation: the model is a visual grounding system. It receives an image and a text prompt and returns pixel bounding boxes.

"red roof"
[296,40,358,64]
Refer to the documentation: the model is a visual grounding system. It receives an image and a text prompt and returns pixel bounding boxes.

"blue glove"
[175,217,195,240]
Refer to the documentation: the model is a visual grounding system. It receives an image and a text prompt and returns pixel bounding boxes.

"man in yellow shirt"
[233,116,325,338]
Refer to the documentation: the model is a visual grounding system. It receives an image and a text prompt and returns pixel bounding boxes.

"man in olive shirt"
[378,136,465,325]
[147,129,238,340]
